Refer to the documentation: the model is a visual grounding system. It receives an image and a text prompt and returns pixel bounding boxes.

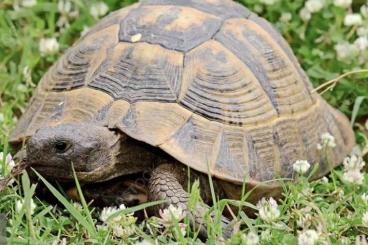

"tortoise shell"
[11,0,355,184]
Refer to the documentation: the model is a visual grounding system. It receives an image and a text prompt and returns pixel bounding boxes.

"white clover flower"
[293,160,311,174]
[21,0,37,8]
[334,42,359,61]
[344,14,363,26]
[357,27,368,37]
[16,199,37,215]
[257,197,280,223]
[159,205,185,224]
[300,8,312,22]
[259,0,278,5]
[361,4,368,18]
[57,0,79,30]
[58,0,72,13]
[100,204,127,223]
[321,177,329,183]
[305,0,324,13]
[298,229,319,245]
[135,240,155,245]
[361,193,368,204]
[356,235,368,245]
[343,155,365,171]
[342,170,364,185]
[112,224,135,238]
[245,231,260,245]
[90,2,109,19]
[333,0,352,8]
[354,36,368,51]
[39,38,59,56]
[0,152,15,174]
[280,12,292,23]
[318,132,336,150]
[363,212,368,227]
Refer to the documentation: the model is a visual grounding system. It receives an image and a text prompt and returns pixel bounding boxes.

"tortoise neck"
[114,136,158,176]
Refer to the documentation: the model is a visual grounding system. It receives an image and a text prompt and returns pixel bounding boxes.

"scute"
[119,5,222,51]
[215,18,315,115]
[39,25,120,92]
[89,42,183,102]
[105,101,192,146]
[11,1,355,184]
[10,88,113,142]
[179,40,277,126]
[142,0,251,19]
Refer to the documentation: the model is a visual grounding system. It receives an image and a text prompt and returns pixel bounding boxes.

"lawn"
[0,0,368,244]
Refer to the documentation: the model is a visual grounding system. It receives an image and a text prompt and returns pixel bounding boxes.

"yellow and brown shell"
[11,0,355,185]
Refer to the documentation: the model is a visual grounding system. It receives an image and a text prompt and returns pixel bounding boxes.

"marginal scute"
[322,103,348,165]
[273,119,306,177]
[180,40,277,126]
[160,114,222,175]
[10,93,46,142]
[10,91,65,142]
[119,5,222,51]
[113,102,192,146]
[215,18,314,115]
[39,25,120,92]
[297,103,325,168]
[89,42,183,102]
[214,127,249,181]
[246,126,281,181]
[141,0,251,19]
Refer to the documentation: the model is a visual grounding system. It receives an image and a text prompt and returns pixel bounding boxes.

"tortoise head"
[26,123,122,182]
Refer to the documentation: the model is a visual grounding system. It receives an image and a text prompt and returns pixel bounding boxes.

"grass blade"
[71,164,96,234]
[33,169,97,237]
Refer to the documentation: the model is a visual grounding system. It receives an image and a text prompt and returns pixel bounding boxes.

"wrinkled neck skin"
[102,136,159,182]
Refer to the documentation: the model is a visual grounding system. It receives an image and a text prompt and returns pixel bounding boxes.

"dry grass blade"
[312,69,368,95]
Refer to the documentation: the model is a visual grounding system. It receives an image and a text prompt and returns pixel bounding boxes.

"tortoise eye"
[54,141,70,153]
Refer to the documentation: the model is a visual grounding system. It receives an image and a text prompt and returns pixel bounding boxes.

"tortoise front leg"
[148,164,232,238]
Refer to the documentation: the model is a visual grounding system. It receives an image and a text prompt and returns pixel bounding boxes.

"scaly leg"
[148,164,232,238]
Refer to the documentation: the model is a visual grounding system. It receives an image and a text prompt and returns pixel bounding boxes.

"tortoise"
[11,0,354,236]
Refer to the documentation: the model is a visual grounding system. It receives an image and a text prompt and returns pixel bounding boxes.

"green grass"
[0,0,368,244]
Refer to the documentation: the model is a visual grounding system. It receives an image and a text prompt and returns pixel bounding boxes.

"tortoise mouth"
[30,164,118,183]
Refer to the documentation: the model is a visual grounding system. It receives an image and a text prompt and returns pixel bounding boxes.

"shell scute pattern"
[10,0,355,183]
[179,40,277,126]
[89,42,183,102]
[119,5,222,52]
[142,0,251,19]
